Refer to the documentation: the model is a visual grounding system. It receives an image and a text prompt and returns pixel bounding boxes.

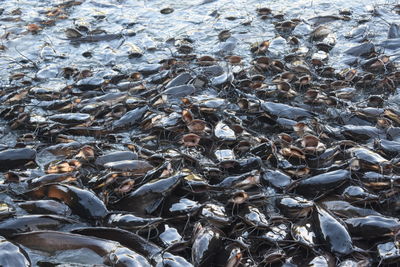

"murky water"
[1,0,400,83]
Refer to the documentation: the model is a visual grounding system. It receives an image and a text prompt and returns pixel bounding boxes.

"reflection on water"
[1,0,399,85]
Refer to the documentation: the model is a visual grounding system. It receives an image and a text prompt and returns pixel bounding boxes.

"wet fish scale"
[345,216,400,238]
[23,184,108,220]
[312,206,353,255]
[261,101,313,120]
[112,173,183,215]
[0,148,36,171]
[295,169,350,197]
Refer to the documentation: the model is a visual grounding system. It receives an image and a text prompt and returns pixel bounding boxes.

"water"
[1,0,400,87]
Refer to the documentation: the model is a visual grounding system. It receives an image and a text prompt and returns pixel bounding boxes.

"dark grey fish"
[313,206,353,255]
[380,38,400,49]
[162,85,196,98]
[112,106,148,129]
[69,33,123,43]
[388,23,400,39]
[345,43,375,57]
